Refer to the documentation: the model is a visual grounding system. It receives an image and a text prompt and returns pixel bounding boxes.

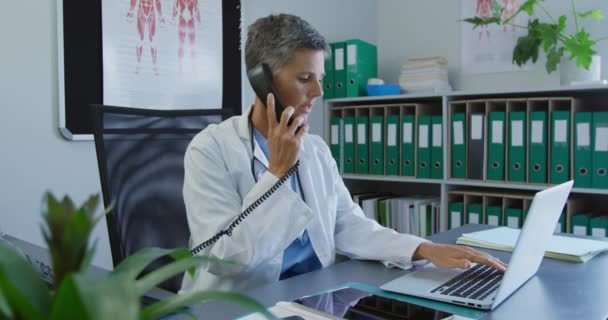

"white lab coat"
[180,107,428,293]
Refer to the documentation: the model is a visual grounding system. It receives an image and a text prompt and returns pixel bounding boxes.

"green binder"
[385,115,399,175]
[486,205,503,227]
[467,203,482,224]
[377,198,390,227]
[451,113,466,179]
[550,111,571,184]
[555,210,566,233]
[323,43,335,99]
[330,116,342,170]
[508,112,526,182]
[528,111,547,183]
[571,213,591,236]
[431,115,443,179]
[332,42,346,98]
[345,39,377,97]
[448,202,464,230]
[592,112,608,189]
[355,115,369,174]
[590,216,608,238]
[574,112,592,188]
[487,112,505,181]
[401,115,415,176]
[343,116,355,174]
[505,207,522,228]
[417,116,431,178]
[370,115,384,175]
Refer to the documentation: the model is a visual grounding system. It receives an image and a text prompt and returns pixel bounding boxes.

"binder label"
[357,124,366,144]
[532,120,544,143]
[403,123,413,143]
[596,127,608,151]
[469,213,479,224]
[331,125,339,145]
[576,122,590,147]
[454,121,464,145]
[432,123,442,147]
[573,226,587,236]
[507,217,519,228]
[492,120,503,144]
[488,216,499,226]
[345,124,353,143]
[554,120,568,143]
[335,48,344,70]
[372,123,381,142]
[451,211,461,228]
[471,115,483,140]
[347,44,357,65]
[419,125,429,148]
[592,227,606,238]
[388,124,397,146]
[511,120,523,147]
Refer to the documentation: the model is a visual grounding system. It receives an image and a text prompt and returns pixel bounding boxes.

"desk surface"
[189,224,608,320]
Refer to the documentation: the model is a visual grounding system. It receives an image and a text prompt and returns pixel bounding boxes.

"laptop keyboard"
[430,264,503,300]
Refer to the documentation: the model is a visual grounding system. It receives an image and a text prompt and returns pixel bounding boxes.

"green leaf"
[82,193,100,218]
[0,242,52,319]
[50,273,140,320]
[0,286,13,319]
[112,247,190,280]
[135,255,212,295]
[80,239,98,272]
[512,20,542,66]
[42,192,69,240]
[517,0,538,16]
[140,290,278,320]
[462,16,502,29]
[61,195,76,217]
[578,9,603,21]
[563,29,598,69]
[545,46,565,73]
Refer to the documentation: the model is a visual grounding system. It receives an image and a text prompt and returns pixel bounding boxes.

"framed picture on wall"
[57,0,241,140]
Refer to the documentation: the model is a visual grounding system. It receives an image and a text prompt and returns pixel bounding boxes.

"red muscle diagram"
[476,0,493,41]
[172,0,201,74]
[127,0,165,75]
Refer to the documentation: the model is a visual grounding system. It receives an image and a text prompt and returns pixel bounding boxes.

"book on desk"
[456,226,608,263]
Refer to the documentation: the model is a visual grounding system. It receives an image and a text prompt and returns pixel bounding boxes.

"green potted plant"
[464,0,606,84]
[0,192,276,320]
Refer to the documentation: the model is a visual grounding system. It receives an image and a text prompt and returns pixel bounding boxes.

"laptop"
[380,180,573,310]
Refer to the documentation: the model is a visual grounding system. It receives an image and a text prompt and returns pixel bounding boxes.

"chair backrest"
[91,105,231,292]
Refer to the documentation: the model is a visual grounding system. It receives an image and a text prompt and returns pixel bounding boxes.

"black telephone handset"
[191,63,300,255]
[247,63,292,125]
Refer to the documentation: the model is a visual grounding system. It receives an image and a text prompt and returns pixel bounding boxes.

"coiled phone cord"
[190,161,300,255]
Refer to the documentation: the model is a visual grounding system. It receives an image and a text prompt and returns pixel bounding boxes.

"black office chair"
[91,105,232,293]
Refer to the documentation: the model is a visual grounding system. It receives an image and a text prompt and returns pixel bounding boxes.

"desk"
[189,224,608,320]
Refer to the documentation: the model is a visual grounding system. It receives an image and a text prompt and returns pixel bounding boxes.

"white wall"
[0,0,377,270]
[241,0,378,137]
[378,0,608,91]
[0,1,112,268]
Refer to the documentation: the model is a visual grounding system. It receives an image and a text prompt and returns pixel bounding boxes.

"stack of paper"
[239,301,339,320]
[456,227,608,263]
[399,56,452,93]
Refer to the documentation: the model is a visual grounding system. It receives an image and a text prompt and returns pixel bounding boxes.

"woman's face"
[272,49,325,125]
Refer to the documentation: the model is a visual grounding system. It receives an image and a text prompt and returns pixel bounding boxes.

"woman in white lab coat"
[180,14,506,293]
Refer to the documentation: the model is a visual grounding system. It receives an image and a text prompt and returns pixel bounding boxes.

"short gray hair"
[245,14,329,74]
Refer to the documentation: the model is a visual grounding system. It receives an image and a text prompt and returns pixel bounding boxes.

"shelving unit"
[324,85,608,235]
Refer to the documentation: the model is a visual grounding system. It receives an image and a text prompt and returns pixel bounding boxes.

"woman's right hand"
[266,93,308,178]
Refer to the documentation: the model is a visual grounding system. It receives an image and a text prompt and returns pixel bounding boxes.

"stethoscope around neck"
[248,117,306,202]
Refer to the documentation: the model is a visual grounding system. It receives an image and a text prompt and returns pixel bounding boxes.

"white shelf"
[444,179,608,195]
[326,83,608,104]
[341,174,442,184]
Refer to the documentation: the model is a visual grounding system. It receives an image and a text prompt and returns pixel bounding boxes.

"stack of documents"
[399,56,452,93]
[456,227,608,262]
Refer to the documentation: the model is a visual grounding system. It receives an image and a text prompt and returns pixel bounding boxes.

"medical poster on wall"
[461,0,534,74]
[102,0,223,109]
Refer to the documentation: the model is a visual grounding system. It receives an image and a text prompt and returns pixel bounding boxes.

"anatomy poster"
[102,0,223,109]
[461,0,533,74]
